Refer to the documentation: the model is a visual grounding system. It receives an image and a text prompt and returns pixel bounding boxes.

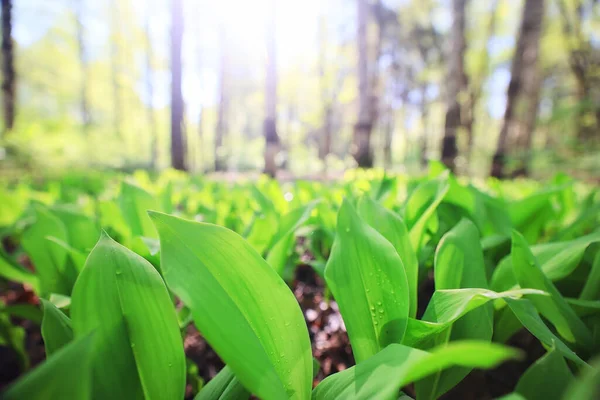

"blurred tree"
[1,0,15,133]
[492,0,545,178]
[170,0,186,171]
[441,0,468,172]
[215,24,228,172]
[317,13,333,169]
[264,0,279,177]
[556,0,600,143]
[352,0,375,167]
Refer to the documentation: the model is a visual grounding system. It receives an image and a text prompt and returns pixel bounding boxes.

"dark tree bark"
[1,0,15,133]
[170,0,186,171]
[382,103,393,169]
[352,0,374,168]
[491,0,545,178]
[441,0,468,172]
[74,0,90,130]
[263,0,279,177]
[214,25,228,172]
[144,8,158,169]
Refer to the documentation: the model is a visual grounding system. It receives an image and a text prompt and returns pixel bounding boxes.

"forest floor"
[0,239,545,399]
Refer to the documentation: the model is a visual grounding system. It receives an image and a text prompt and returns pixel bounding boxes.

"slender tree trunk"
[197,107,204,172]
[1,0,15,133]
[214,26,228,172]
[441,0,468,172]
[420,84,429,169]
[352,0,374,167]
[110,0,123,139]
[74,0,90,131]
[491,0,545,178]
[263,0,279,177]
[383,103,393,169]
[170,0,186,170]
[144,7,158,169]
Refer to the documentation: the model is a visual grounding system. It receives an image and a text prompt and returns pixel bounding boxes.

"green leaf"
[51,206,99,252]
[562,356,600,400]
[312,341,522,400]
[515,347,574,400]
[0,311,28,370]
[41,299,73,356]
[503,297,586,365]
[325,200,409,363]
[0,254,40,293]
[491,230,600,292]
[416,219,493,399]
[266,201,318,275]
[510,231,593,348]
[403,288,543,348]
[150,212,312,400]
[580,251,600,300]
[1,333,95,400]
[404,174,449,253]
[21,205,73,295]
[357,195,419,318]
[71,233,185,400]
[195,366,249,400]
[119,182,158,238]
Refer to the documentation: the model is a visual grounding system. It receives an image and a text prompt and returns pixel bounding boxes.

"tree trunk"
[491,0,545,178]
[441,0,468,172]
[420,84,429,169]
[383,103,393,169]
[74,0,90,131]
[352,0,374,168]
[263,0,279,177]
[170,0,186,171]
[144,7,158,169]
[214,26,228,172]
[1,0,15,133]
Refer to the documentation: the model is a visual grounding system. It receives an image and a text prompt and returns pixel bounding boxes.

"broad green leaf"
[150,212,312,400]
[325,200,409,363]
[510,231,593,348]
[0,254,40,293]
[357,195,419,318]
[41,299,73,356]
[404,174,449,253]
[562,356,600,400]
[1,303,43,324]
[46,236,88,272]
[0,311,28,370]
[515,347,573,400]
[119,182,158,238]
[267,201,318,275]
[580,251,600,300]
[1,333,94,400]
[403,288,543,348]
[566,298,600,318]
[312,341,521,400]
[416,219,493,400]
[245,212,279,255]
[71,233,185,400]
[21,205,73,295]
[503,297,586,365]
[195,366,249,400]
[51,206,99,252]
[491,230,600,292]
